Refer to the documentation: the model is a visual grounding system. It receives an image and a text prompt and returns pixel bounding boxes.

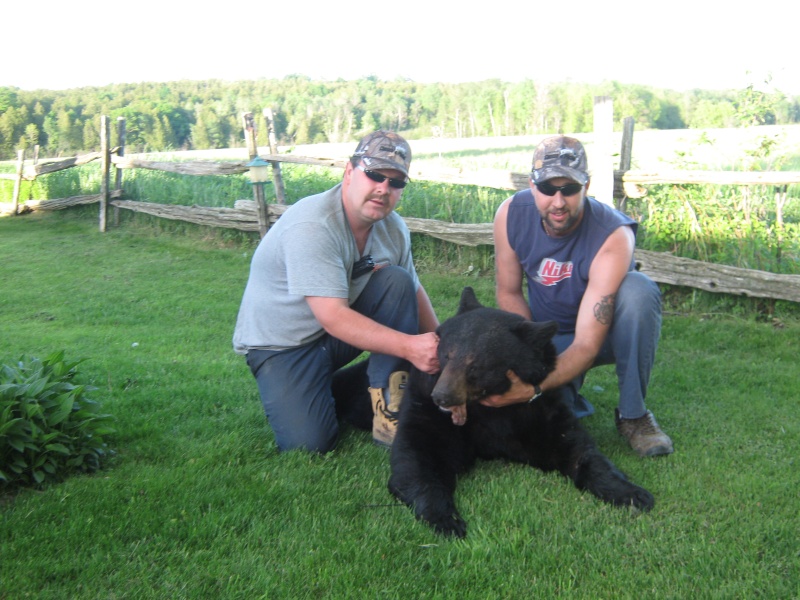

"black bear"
[388,286,654,538]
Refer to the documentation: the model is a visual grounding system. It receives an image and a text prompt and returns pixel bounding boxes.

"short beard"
[543,212,579,235]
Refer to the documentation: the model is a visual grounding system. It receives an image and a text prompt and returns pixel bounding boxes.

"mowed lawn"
[1,209,799,599]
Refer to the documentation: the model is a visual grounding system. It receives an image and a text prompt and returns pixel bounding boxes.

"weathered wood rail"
[99,198,800,304]
[4,113,800,304]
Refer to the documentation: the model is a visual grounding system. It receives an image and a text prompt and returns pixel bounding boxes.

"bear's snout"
[431,385,463,408]
[431,366,468,409]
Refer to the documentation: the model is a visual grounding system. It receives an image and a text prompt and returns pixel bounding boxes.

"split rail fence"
[3,111,800,304]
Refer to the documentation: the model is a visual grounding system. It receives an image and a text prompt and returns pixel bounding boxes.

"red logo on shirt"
[536,258,573,286]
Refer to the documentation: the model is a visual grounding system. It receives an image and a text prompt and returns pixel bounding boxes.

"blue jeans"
[245,266,419,453]
[551,271,662,420]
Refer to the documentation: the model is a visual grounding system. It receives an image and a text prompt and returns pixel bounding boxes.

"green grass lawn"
[1,210,799,599]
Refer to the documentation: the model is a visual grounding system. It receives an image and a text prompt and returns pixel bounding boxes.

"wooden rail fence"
[3,112,800,304]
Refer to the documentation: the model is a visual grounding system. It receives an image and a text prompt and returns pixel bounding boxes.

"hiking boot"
[615,409,674,457]
[369,371,408,448]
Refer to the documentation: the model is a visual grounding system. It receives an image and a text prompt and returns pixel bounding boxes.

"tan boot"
[369,371,408,448]
[615,409,674,457]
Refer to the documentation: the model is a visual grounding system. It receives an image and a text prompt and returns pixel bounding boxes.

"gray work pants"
[246,266,418,453]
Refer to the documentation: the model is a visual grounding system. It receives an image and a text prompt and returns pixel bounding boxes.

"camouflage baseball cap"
[531,136,589,185]
[352,130,412,177]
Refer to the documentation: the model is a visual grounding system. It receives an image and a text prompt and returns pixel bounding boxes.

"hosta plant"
[0,351,115,488]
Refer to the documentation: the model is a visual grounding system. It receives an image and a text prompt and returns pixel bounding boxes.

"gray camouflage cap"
[352,130,412,177]
[531,136,589,185]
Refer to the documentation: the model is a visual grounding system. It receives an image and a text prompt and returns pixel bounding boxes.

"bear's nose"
[431,385,449,401]
[432,388,462,408]
[431,389,448,406]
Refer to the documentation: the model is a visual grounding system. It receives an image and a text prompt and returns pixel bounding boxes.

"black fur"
[388,286,654,538]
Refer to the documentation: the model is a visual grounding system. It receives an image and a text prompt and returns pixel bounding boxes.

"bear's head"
[431,286,558,409]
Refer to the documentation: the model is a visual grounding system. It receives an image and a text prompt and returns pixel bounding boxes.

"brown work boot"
[369,371,408,448]
[615,409,674,457]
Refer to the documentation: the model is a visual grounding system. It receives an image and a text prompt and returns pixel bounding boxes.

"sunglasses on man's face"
[356,165,408,189]
[534,180,584,197]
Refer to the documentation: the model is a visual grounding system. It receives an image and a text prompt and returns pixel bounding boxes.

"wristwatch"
[528,384,543,403]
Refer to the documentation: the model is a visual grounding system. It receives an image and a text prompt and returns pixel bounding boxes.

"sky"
[3,0,797,96]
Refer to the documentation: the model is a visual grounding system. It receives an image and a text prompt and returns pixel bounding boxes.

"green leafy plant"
[0,351,115,487]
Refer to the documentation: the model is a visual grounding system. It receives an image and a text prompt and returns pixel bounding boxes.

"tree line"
[0,76,797,160]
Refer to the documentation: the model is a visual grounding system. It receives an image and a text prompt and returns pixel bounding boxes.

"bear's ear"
[511,320,558,349]
[457,286,483,314]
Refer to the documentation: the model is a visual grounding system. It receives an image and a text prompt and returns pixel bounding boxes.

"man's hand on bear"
[480,370,537,408]
[407,332,441,375]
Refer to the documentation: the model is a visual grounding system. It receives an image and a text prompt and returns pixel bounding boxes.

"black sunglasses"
[534,180,583,197]
[356,165,408,189]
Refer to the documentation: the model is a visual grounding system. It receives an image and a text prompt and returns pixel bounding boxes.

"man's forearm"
[497,289,532,320]
[541,343,597,392]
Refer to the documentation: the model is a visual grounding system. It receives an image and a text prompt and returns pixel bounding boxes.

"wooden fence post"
[12,150,24,215]
[242,112,258,160]
[114,117,127,227]
[99,116,110,232]
[242,112,269,237]
[263,108,287,205]
[31,144,40,204]
[617,116,635,211]
[592,96,614,206]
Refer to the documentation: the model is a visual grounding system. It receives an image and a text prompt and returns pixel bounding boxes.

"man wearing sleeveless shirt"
[487,136,673,457]
[233,131,440,453]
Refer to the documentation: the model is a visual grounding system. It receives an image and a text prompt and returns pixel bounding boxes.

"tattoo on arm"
[593,293,616,325]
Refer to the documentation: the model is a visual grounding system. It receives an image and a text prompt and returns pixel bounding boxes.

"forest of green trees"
[1,76,798,160]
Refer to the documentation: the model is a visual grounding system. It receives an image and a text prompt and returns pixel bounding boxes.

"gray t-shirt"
[232,183,419,354]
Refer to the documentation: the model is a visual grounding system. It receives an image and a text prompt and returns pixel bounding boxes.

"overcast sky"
[4,0,797,96]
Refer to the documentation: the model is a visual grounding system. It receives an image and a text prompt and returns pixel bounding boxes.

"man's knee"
[371,265,415,296]
[353,266,419,332]
[265,389,340,454]
[275,424,339,454]
[617,271,661,316]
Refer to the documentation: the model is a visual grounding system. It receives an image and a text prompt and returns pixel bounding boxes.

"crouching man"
[233,131,440,453]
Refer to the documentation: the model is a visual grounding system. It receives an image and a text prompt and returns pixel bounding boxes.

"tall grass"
[30,158,800,319]
[0,162,105,205]
[629,183,800,274]
[1,210,799,598]
[109,163,510,225]
[3,128,800,317]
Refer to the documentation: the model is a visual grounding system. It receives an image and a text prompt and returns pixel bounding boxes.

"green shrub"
[0,351,115,488]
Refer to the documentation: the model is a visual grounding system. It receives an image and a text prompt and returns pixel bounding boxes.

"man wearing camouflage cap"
[485,135,673,457]
[233,131,440,453]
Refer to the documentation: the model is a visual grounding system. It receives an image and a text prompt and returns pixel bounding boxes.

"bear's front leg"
[389,390,473,537]
[388,472,468,538]
[521,398,655,512]
[388,425,470,537]
[571,448,655,511]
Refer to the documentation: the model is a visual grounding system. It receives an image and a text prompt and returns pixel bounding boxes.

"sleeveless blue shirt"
[506,189,637,333]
